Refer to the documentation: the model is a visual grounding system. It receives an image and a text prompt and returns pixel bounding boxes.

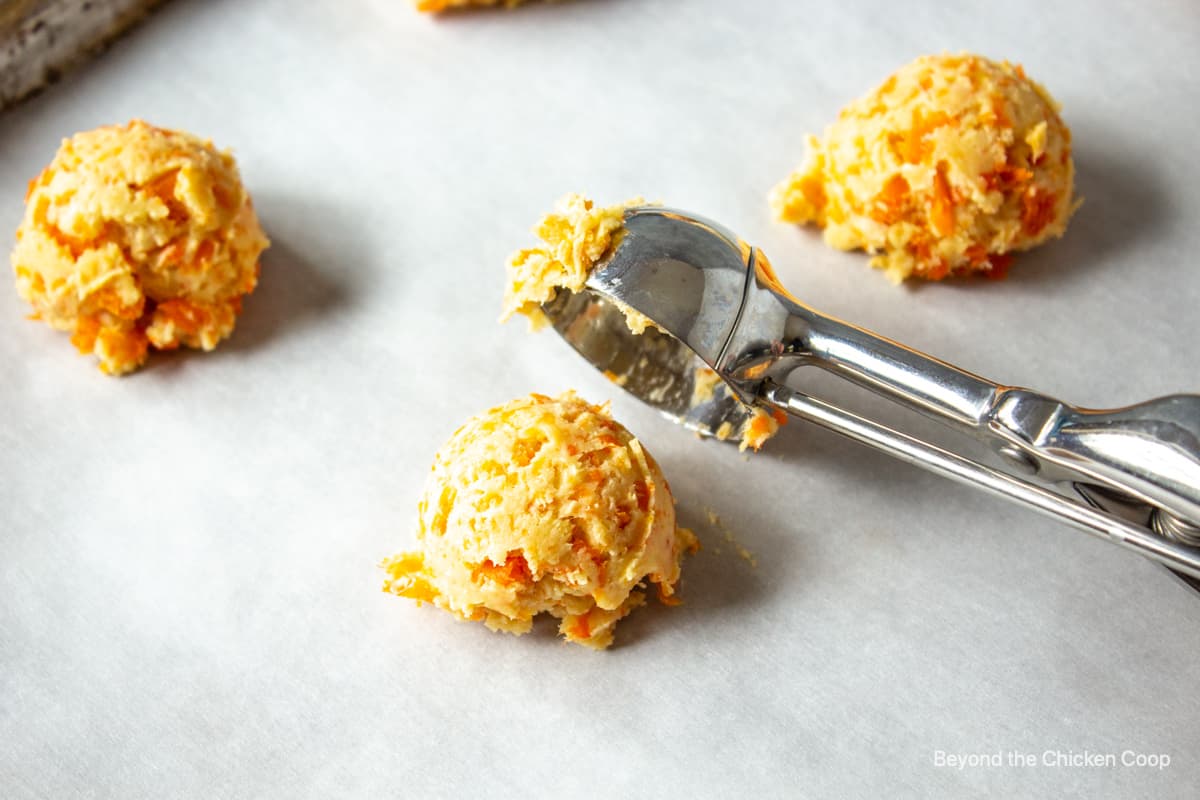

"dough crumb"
[739,407,787,453]
[702,506,757,568]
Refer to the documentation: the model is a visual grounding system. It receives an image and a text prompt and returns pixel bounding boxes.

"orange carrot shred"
[986,253,1013,280]
[930,165,956,237]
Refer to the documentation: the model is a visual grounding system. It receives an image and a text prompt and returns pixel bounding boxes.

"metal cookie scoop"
[540,207,1200,588]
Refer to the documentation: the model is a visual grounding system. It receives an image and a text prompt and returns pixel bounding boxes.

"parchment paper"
[1,0,1197,797]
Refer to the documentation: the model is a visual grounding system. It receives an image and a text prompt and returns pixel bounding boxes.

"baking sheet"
[0,0,163,110]
[2,0,1198,797]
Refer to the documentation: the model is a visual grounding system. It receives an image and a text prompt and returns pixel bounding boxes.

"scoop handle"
[760,380,1200,581]
[719,250,1200,530]
[989,392,1200,531]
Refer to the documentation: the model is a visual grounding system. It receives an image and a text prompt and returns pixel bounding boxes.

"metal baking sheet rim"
[0,0,164,110]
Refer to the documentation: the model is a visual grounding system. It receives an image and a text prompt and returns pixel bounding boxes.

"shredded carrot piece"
[157,241,184,267]
[751,415,774,436]
[656,582,683,607]
[990,95,1011,127]
[872,174,910,224]
[925,261,950,281]
[983,165,1033,193]
[397,581,439,604]
[473,552,532,586]
[141,169,187,222]
[191,239,216,269]
[794,174,826,212]
[1021,187,1058,236]
[930,164,956,237]
[95,328,148,370]
[964,244,988,266]
[384,555,440,603]
[42,223,92,259]
[431,487,455,535]
[985,253,1013,280]
[90,288,143,320]
[615,506,633,529]
[901,108,952,164]
[71,317,100,353]
[212,182,236,210]
[633,480,650,513]
[567,613,592,641]
[512,436,543,467]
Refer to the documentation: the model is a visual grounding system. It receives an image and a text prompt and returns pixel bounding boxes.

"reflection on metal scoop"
[543,290,752,443]
[541,208,776,447]
[540,206,1200,586]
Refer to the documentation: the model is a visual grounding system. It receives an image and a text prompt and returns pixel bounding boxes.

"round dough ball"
[383,391,697,649]
[11,120,270,374]
[771,53,1077,282]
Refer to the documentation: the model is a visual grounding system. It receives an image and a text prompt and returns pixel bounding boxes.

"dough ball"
[771,53,1077,282]
[383,391,697,649]
[12,120,270,374]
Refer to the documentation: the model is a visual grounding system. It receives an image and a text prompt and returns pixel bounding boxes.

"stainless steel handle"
[719,250,1200,530]
[989,392,1200,527]
[800,310,999,426]
[720,254,1003,426]
[762,381,1200,580]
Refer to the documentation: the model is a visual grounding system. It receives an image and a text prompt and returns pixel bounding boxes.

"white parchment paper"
[1,0,1198,797]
